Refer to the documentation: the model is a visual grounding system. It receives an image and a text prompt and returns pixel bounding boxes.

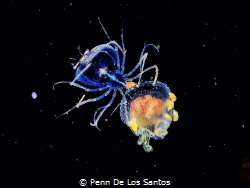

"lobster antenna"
[98,17,112,42]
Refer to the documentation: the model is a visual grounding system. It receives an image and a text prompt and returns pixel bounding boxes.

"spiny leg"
[110,101,123,116]
[138,53,148,84]
[75,88,112,107]
[124,51,158,85]
[55,94,86,119]
[121,17,125,51]
[139,43,159,65]
[76,94,86,108]
[114,47,120,71]
[120,17,127,73]
[70,82,108,92]
[90,90,117,129]
[92,91,116,121]
[53,81,108,92]
[137,52,159,85]
[106,40,126,72]
[55,89,112,119]
[108,41,126,72]
[106,41,124,54]
[110,94,130,116]
[126,65,159,85]
[135,43,159,78]
[98,17,112,42]
[124,53,148,78]
[71,63,91,84]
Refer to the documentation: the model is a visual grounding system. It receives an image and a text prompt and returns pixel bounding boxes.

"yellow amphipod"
[120,81,179,152]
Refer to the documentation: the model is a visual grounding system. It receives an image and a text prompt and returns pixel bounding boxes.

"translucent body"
[75,44,123,88]
[120,81,179,152]
[53,18,159,130]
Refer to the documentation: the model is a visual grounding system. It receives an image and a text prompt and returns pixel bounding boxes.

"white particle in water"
[31,92,37,99]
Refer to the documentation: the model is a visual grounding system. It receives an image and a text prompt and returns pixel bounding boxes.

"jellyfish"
[120,81,179,152]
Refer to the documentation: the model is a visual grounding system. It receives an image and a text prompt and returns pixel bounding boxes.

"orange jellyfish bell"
[120,81,179,152]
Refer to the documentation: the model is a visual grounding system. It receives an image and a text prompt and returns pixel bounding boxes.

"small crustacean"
[53,18,159,130]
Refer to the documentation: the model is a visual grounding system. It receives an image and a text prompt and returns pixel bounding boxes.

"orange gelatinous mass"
[130,95,164,119]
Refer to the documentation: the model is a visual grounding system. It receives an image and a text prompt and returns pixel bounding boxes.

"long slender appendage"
[55,89,112,119]
[55,94,85,119]
[90,90,116,130]
[71,63,91,85]
[98,17,112,42]
[53,81,108,92]
[138,53,148,84]
[127,65,159,85]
